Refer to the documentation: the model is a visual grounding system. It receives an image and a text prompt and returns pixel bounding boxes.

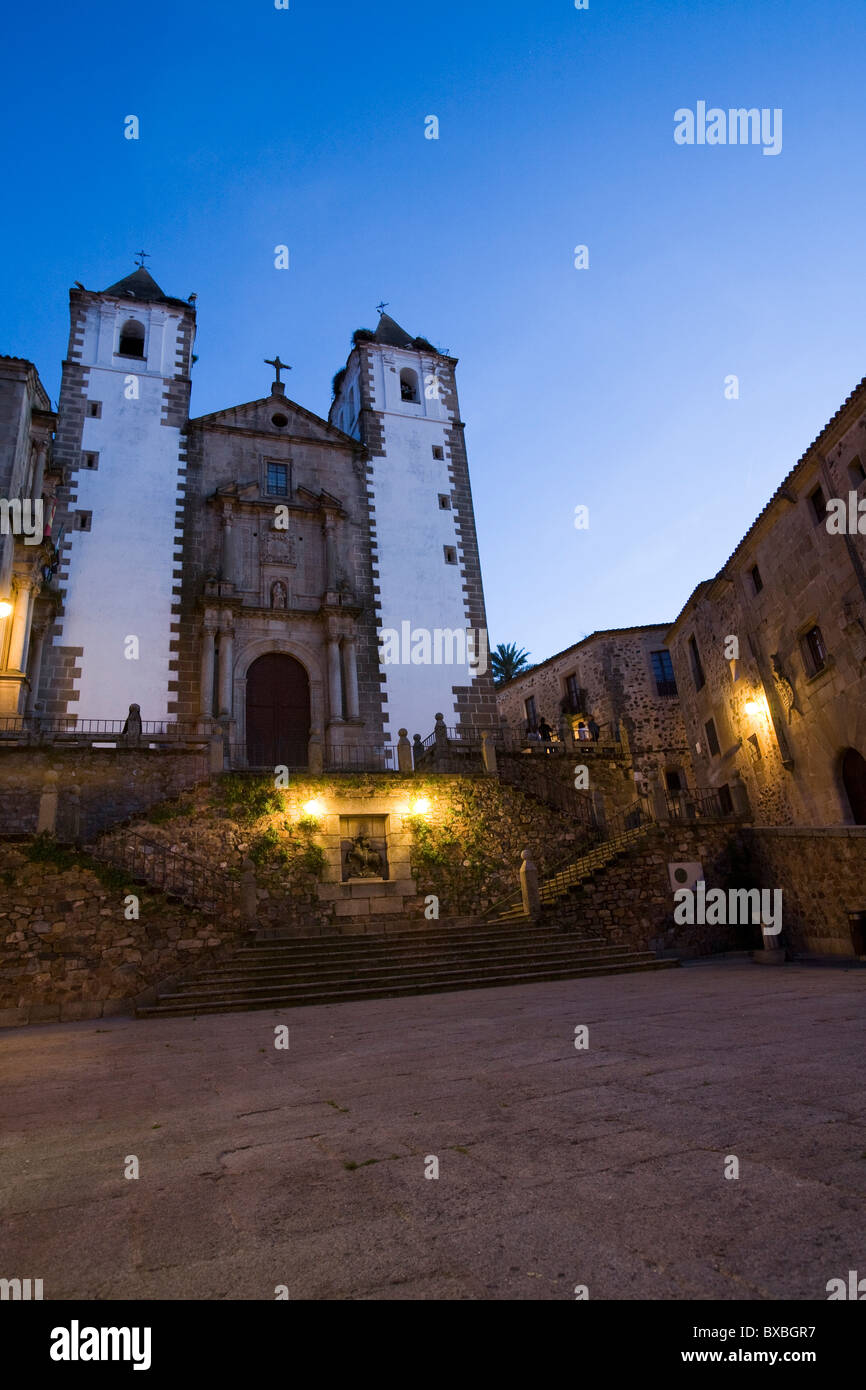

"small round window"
[271,413,288,427]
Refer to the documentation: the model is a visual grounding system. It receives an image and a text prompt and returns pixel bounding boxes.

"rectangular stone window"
[432,445,445,460]
[73,510,92,531]
[564,673,582,712]
[849,456,865,488]
[87,401,102,418]
[650,650,678,697]
[688,635,706,691]
[750,564,763,594]
[665,769,683,792]
[717,784,734,815]
[443,545,458,565]
[438,493,451,510]
[704,717,720,758]
[340,814,388,881]
[809,484,826,524]
[801,624,828,677]
[82,452,99,470]
[525,695,537,729]
[266,462,289,495]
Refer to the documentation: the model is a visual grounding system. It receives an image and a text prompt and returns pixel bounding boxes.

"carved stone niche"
[341,814,388,882]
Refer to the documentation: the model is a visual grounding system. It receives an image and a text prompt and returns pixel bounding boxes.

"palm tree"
[491,642,532,685]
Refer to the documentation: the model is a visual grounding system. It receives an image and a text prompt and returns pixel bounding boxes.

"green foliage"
[215,774,285,825]
[24,832,78,871]
[491,641,532,686]
[300,842,326,876]
[148,800,193,825]
[248,826,290,868]
[296,814,320,834]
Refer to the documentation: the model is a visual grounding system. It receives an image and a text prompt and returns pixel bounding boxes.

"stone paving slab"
[1,960,865,1300]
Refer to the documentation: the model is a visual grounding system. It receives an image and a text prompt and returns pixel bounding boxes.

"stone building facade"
[0,357,58,716]
[667,375,866,828]
[496,625,694,790]
[1,267,495,761]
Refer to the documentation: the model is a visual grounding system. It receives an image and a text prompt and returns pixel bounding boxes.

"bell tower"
[329,311,496,742]
[41,262,196,722]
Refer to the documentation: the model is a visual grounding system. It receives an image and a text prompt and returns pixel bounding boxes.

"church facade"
[0,265,497,764]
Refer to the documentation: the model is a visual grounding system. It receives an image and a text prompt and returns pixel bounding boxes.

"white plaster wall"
[368,347,479,739]
[53,302,184,722]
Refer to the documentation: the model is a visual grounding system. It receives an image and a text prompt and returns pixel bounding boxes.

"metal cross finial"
[376,301,389,316]
[134,250,150,267]
[265,355,291,383]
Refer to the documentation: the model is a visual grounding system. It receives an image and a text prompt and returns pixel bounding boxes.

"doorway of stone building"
[841,747,866,824]
[245,653,310,768]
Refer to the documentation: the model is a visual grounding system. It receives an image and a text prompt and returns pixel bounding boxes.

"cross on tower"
[376,301,389,316]
[265,355,291,384]
[134,250,150,267]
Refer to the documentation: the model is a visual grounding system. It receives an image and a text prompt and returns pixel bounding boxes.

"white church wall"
[54,302,186,722]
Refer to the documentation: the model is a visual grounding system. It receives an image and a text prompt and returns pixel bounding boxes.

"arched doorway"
[245,653,310,768]
[841,747,866,824]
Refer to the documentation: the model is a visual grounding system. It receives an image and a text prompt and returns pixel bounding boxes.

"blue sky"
[2,0,864,663]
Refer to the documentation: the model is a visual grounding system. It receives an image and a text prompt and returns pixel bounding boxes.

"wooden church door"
[245,653,310,768]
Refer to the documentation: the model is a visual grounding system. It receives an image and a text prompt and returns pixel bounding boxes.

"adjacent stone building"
[667,375,866,827]
[496,625,694,790]
[0,357,58,716]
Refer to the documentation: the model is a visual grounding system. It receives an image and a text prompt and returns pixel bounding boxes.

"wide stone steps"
[136,921,677,1018]
[491,824,652,921]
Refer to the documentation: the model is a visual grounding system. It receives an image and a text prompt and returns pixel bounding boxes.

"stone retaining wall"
[741,826,866,956]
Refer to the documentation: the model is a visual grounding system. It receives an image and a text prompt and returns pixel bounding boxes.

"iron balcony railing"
[665,786,736,821]
[325,744,399,772]
[0,715,208,740]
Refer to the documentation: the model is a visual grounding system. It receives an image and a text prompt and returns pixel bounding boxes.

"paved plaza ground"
[2,959,865,1301]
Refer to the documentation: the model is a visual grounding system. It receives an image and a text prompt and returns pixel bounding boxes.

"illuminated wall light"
[302,798,325,817]
[0,599,12,618]
[410,797,431,816]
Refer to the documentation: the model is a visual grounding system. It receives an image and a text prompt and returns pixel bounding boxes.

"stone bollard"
[412,734,423,769]
[307,726,323,774]
[481,730,497,775]
[121,702,142,745]
[557,713,573,751]
[433,712,448,764]
[519,847,541,921]
[240,857,257,930]
[397,728,413,774]
[36,769,59,835]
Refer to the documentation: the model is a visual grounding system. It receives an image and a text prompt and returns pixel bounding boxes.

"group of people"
[526,715,600,745]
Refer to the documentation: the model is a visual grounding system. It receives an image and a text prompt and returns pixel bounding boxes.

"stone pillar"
[217,622,233,717]
[219,507,237,586]
[32,442,48,501]
[25,623,46,714]
[519,847,541,921]
[308,725,324,773]
[412,734,423,768]
[199,624,216,717]
[240,857,257,929]
[433,712,448,763]
[208,735,224,775]
[557,712,574,751]
[7,578,34,672]
[36,769,59,835]
[397,729,413,773]
[327,638,344,722]
[323,514,338,591]
[481,730,497,775]
[342,636,360,720]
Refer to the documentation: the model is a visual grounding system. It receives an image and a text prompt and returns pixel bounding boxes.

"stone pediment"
[189,395,359,446]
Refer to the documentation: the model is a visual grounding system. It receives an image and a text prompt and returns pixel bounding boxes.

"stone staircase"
[491,822,653,923]
[136,916,676,1018]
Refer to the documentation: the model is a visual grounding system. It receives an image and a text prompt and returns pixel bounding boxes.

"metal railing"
[89,827,238,915]
[0,715,208,741]
[325,744,399,772]
[228,741,309,771]
[665,786,736,821]
[498,754,598,829]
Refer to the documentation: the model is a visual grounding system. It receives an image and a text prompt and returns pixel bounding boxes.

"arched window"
[399,368,419,403]
[118,319,145,358]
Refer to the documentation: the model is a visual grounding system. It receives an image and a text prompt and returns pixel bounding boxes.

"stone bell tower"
[329,311,497,742]
[41,263,196,721]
